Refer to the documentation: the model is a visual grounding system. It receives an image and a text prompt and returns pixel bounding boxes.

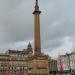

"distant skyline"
[0,0,75,58]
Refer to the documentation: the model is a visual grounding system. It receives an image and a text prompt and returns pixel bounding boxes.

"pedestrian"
[71,71,75,75]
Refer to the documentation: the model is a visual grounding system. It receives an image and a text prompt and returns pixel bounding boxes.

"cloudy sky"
[0,0,75,58]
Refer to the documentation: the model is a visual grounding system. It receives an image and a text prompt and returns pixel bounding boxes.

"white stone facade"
[57,51,75,71]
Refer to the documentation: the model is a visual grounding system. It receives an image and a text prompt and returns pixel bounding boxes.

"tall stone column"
[33,0,41,56]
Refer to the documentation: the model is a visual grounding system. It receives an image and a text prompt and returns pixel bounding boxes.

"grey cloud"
[0,0,34,44]
[42,38,63,50]
[0,0,75,57]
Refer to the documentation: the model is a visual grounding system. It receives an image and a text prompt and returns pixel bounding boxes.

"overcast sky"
[0,0,75,58]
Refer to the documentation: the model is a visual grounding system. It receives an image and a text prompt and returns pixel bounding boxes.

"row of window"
[0,67,28,70]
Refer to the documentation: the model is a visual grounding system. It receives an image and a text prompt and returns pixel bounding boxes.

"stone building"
[57,51,75,73]
[0,43,33,75]
[57,55,64,72]
[0,0,49,75]
[49,59,58,74]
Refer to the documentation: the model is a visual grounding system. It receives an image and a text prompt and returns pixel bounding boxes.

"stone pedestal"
[28,55,49,75]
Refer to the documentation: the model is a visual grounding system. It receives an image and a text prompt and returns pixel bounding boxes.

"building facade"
[57,55,64,72]
[0,43,33,75]
[49,59,58,74]
[57,51,75,73]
